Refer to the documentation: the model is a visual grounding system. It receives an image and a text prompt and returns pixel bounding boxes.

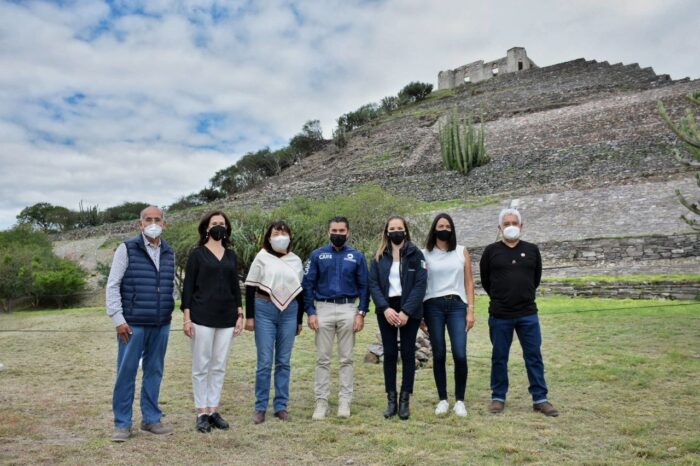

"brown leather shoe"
[533,402,559,417]
[489,400,505,414]
[274,410,289,421]
[253,411,266,424]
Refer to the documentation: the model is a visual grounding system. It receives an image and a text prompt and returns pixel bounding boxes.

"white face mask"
[270,235,290,252]
[503,225,520,241]
[144,224,163,239]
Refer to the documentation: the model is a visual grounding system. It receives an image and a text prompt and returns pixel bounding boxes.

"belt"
[256,293,272,302]
[318,297,357,304]
[429,294,461,301]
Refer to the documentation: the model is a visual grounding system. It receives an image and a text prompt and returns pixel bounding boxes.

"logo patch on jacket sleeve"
[420,260,427,270]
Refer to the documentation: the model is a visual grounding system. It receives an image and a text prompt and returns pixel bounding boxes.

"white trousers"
[191,323,234,409]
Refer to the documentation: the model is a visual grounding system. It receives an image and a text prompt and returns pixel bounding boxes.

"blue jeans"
[113,324,170,428]
[489,314,548,404]
[254,299,298,413]
[423,296,468,401]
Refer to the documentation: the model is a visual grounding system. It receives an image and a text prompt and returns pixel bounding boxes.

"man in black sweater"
[479,208,558,417]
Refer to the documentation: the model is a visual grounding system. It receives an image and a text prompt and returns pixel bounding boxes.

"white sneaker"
[453,401,468,417]
[312,399,328,420]
[337,399,351,418]
[435,400,449,415]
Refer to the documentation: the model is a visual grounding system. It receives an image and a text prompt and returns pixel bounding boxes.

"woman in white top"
[422,213,475,417]
[244,221,305,424]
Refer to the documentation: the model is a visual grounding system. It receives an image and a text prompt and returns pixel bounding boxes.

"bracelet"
[184,320,192,325]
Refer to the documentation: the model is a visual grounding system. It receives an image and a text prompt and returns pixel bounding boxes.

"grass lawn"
[0,296,698,465]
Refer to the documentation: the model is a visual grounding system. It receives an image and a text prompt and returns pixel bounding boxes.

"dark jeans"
[423,296,468,401]
[377,296,421,394]
[489,313,549,403]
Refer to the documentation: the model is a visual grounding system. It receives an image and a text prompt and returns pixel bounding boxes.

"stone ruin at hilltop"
[438,47,537,89]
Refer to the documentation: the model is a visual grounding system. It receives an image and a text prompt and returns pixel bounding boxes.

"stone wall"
[468,233,699,266]
[539,281,699,301]
[540,233,700,264]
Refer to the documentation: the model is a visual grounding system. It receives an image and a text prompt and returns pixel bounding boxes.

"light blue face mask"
[270,235,290,252]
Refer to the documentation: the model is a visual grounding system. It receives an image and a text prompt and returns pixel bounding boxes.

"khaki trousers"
[314,301,356,402]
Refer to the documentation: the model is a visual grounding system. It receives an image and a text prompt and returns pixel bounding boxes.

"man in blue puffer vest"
[106,206,176,442]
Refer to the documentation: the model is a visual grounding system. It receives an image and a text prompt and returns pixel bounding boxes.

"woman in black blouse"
[181,211,243,433]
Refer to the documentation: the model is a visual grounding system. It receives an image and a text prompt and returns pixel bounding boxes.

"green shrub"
[381,96,400,114]
[332,127,348,148]
[337,103,381,132]
[440,112,489,175]
[289,120,325,157]
[398,81,433,104]
[103,202,151,223]
[76,201,102,227]
[0,227,86,311]
[31,258,87,308]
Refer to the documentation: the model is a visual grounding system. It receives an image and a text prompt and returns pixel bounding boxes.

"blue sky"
[1,0,699,229]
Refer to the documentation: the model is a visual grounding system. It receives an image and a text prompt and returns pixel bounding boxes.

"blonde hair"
[374,215,411,261]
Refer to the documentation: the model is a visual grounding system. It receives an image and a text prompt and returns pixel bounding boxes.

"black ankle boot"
[384,391,398,418]
[196,414,211,433]
[398,391,410,420]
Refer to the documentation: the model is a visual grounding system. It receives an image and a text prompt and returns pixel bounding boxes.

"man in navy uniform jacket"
[303,216,369,420]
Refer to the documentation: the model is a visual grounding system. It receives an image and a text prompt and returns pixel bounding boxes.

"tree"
[398,81,433,104]
[659,91,700,230]
[288,120,324,158]
[103,202,150,223]
[17,203,74,232]
[0,253,32,312]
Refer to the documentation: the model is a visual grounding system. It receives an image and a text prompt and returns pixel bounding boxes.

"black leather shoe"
[209,412,229,429]
[384,391,398,419]
[398,391,410,420]
[196,414,211,433]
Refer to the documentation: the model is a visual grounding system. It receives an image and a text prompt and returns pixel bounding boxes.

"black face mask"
[330,234,347,248]
[209,225,227,241]
[436,230,452,241]
[388,231,406,246]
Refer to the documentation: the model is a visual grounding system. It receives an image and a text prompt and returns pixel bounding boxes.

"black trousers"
[377,296,421,394]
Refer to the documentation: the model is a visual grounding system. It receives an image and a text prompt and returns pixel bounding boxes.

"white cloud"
[0,0,698,229]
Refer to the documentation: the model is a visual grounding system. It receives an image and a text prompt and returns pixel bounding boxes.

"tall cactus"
[659,91,700,230]
[440,112,488,175]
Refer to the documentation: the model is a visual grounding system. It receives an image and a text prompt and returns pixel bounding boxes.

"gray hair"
[140,205,165,221]
[498,208,521,225]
